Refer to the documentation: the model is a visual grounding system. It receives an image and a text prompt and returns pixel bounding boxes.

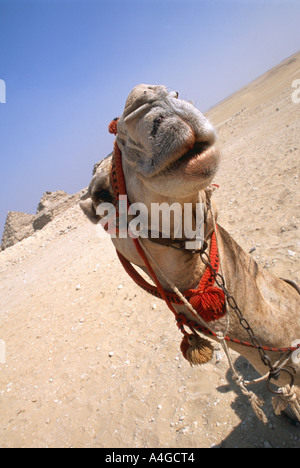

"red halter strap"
[107,119,300,354]
[109,129,226,325]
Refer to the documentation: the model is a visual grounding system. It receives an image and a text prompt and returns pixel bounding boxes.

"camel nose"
[89,173,113,206]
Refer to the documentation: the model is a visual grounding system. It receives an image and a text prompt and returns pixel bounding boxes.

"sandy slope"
[0,52,299,448]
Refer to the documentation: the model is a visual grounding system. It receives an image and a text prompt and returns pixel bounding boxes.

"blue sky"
[0,0,299,237]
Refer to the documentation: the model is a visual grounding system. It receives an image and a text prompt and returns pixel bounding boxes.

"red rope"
[116,234,226,321]
[110,137,186,334]
[110,136,226,323]
[176,313,300,353]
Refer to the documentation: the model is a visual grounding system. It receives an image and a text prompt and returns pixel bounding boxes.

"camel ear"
[80,154,115,224]
[89,154,114,207]
[80,198,100,224]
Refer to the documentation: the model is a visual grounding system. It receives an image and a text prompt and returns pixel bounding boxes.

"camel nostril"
[151,115,165,138]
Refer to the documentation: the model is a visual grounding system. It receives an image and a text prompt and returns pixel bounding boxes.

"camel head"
[81,84,220,225]
[117,84,220,200]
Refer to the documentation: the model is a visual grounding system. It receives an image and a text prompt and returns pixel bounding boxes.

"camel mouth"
[168,142,210,169]
[161,141,219,178]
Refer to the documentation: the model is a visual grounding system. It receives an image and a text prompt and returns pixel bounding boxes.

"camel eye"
[93,190,113,204]
[169,91,179,99]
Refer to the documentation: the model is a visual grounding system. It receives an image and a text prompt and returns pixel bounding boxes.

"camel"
[80,84,300,421]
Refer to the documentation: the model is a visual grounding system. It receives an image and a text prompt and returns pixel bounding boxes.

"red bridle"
[107,119,300,357]
[108,122,226,334]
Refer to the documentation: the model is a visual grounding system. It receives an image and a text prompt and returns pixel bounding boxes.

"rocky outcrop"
[1,189,87,251]
[33,190,82,231]
[36,190,69,214]
[1,211,35,250]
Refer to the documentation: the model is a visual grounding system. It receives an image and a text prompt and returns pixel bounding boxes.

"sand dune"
[0,52,299,448]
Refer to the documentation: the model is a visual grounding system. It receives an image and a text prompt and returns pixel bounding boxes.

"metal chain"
[199,248,277,375]
[201,198,296,391]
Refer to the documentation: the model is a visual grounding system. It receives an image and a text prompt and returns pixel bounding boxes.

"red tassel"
[108,117,119,135]
[189,286,226,322]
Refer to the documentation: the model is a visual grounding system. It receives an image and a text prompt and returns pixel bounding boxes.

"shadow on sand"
[215,356,299,448]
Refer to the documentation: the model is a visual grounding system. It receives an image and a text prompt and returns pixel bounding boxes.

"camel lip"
[163,141,212,173]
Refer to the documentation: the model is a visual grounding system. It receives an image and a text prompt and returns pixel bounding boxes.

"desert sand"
[0,52,299,448]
